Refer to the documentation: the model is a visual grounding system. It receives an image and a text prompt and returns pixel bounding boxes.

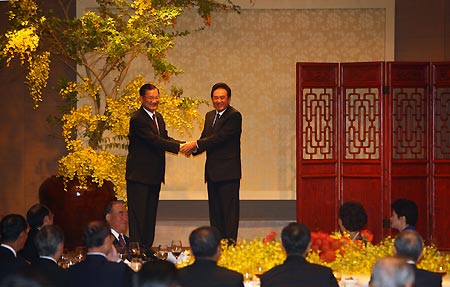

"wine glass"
[74,246,87,263]
[171,240,182,259]
[129,242,140,258]
[157,244,168,260]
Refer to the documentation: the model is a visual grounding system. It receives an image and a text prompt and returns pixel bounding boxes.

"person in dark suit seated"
[0,214,30,281]
[338,201,368,241]
[178,226,244,287]
[369,256,414,287]
[31,225,67,286]
[105,201,129,252]
[133,260,179,287]
[19,204,53,264]
[390,199,418,232]
[67,220,133,287]
[394,230,442,287]
[260,222,339,287]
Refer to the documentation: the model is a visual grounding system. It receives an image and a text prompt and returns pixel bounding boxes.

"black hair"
[339,201,368,232]
[281,222,310,255]
[189,226,222,258]
[139,84,159,97]
[83,221,111,248]
[26,204,51,229]
[391,199,418,226]
[210,82,231,98]
[0,214,28,243]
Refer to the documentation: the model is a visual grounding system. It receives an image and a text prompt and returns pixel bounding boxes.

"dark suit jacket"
[178,258,244,287]
[126,107,180,185]
[195,106,242,182]
[260,255,339,287]
[18,227,39,264]
[0,246,29,281]
[411,264,442,287]
[67,254,133,287]
[31,257,67,287]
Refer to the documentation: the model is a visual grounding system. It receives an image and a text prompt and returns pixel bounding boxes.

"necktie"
[118,234,126,248]
[152,115,160,134]
[212,113,220,127]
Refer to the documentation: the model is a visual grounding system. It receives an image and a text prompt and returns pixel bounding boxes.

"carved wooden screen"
[297,61,450,248]
[339,62,385,242]
[432,62,450,249]
[296,63,339,232]
[387,62,431,239]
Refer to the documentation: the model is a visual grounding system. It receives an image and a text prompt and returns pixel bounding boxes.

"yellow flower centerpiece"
[1,0,239,199]
[181,231,450,280]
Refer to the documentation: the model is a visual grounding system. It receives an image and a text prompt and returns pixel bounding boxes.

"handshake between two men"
[180,141,198,157]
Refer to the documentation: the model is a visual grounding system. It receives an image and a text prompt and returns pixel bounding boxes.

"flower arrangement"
[208,231,450,278]
[1,0,239,199]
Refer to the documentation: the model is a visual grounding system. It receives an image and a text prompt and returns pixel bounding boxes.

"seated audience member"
[67,220,133,287]
[0,214,29,281]
[370,256,414,287]
[104,200,129,250]
[19,204,53,264]
[178,226,244,287]
[394,230,442,287]
[133,260,179,287]
[32,225,67,287]
[260,222,339,287]
[391,199,418,232]
[338,201,368,241]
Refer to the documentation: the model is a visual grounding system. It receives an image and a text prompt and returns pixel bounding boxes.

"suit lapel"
[140,107,159,135]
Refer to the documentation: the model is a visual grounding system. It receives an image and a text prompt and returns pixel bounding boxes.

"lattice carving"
[344,88,380,159]
[302,88,335,160]
[392,88,426,159]
[435,88,450,159]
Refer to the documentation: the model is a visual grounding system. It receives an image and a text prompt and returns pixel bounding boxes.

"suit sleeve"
[196,111,242,153]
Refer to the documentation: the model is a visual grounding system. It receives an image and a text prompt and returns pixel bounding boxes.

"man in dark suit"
[126,83,183,249]
[178,226,243,287]
[260,222,339,287]
[0,214,29,281]
[181,82,242,242]
[394,230,442,287]
[104,200,129,251]
[67,220,133,287]
[19,204,53,264]
[32,225,67,286]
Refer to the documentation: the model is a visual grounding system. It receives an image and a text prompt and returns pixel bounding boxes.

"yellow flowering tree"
[1,0,239,199]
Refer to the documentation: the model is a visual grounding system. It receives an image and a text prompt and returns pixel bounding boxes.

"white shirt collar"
[40,256,57,263]
[143,107,156,119]
[87,252,107,258]
[1,244,16,257]
[111,229,120,241]
[217,109,227,117]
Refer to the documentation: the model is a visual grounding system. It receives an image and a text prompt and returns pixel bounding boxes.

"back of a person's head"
[26,204,50,229]
[133,261,179,287]
[83,220,110,248]
[281,222,310,255]
[0,214,27,243]
[339,201,368,232]
[394,230,423,261]
[391,199,418,226]
[370,256,414,287]
[0,268,47,287]
[34,225,64,257]
[189,226,221,258]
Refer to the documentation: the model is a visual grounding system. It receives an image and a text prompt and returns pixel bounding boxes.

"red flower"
[361,229,374,242]
[264,231,277,243]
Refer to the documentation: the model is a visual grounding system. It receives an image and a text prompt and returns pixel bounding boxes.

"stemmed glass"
[74,246,87,263]
[129,242,140,258]
[157,244,168,260]
[171,240,182,259]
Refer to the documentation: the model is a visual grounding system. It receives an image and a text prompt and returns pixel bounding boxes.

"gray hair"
[370,256,414,287]
[394,230,423,261]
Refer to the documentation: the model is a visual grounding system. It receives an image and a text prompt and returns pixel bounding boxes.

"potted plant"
[1,0,238,246]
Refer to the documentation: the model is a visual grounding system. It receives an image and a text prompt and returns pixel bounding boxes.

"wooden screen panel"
[340,62,385,242]
[432,62,450,249]
[388,62,430,241]
[296,63,339,232]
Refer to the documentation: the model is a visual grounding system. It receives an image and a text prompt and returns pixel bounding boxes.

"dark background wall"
[0,0,449,217]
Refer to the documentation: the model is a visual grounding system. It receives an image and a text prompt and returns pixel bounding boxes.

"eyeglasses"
[141,95,160,101]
